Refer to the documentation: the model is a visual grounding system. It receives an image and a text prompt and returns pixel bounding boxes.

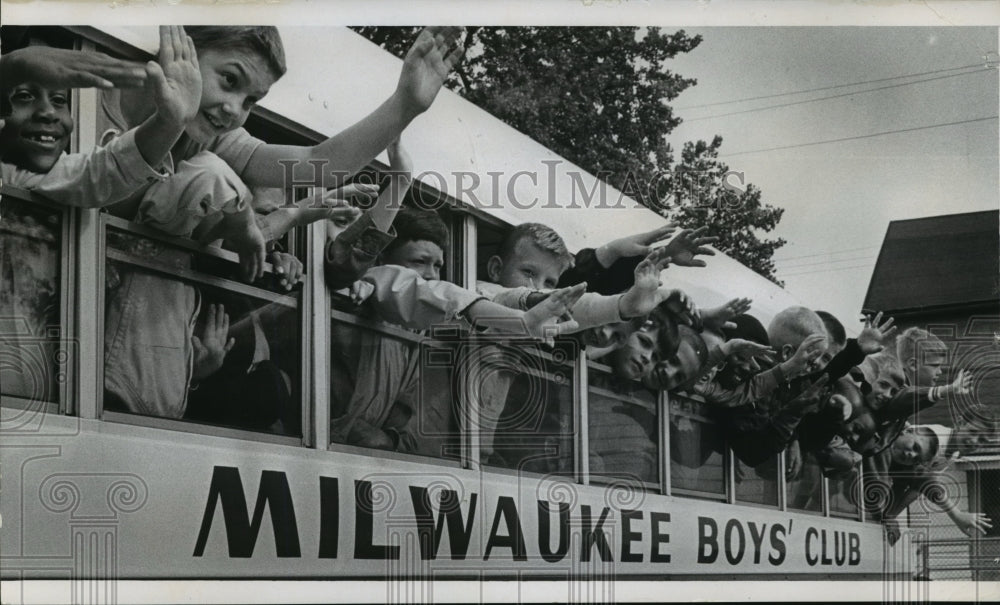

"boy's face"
[188,49,277,143]
[0,83,73,172]
[584,320,638,350]
[843,413,877,450]
[890,429,935,466]
[609,326,659,381]
[489,239,563,289]
[780,332,828,375]
[817,339,844,370]
[381,240,444,281]
[644,335,703,392]
[870,368,905,407]
[910,350,946,388]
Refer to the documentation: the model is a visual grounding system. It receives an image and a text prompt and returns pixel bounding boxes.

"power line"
[720,115,998,157]
[674,62,984,110]
[685,68,989,122]
[776,254,877,270]
[772,244,881,262]
[781,262,878,278]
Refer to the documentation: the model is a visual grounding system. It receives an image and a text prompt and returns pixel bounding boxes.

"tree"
[355,26,786,284]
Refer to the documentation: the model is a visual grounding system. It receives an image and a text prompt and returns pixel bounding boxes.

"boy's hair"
[186,26,287,80]
[816,310,847,348]
[497,222,574,271]
[674,324,710,391]
[870,352,905,383]
[647,306,681,359]
[767,306,826,351]
[384,206,449,256]
[722,313,769,346]
[896,326,948,365]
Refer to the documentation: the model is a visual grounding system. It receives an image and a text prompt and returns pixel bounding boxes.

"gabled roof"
[863,210,999,314]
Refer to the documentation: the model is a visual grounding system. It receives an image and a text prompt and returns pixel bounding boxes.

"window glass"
[669,394,725,497]
[828,467,861,518]
[588,363,659,489]
[787,450,824,513]
[0,194,65,406]
[734,455,780,507]
[103,225,302,436]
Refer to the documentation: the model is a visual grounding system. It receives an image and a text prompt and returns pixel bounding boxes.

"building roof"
[863,210,999,314]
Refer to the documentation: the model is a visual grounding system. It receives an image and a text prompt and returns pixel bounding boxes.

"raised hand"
[192,303,235,380]
[148,26,202,127]
[658,288,699,326]
[857,311,898,354]
[662,226,719,268]
[953,510,992,537]
[2,46,147,89]
[600,223,678,264]
[944,369,974,398]
[701,297,752,332]
[523,282,586,343]
[722,338,776,370]
[787,374,830,414]
[269,251,304,291]
[396,27,465,116]
[782,333,828,378]
[618,248,672,318]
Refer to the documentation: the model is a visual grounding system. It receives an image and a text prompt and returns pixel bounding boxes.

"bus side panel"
[1,415,883,579]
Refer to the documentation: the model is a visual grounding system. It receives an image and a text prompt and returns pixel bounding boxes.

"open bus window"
[102,224,303,436]
[734,455,780,508]
[669,394,726,499]
[0,193,66,409]
[787,450,825,513]
[588,363,660,490]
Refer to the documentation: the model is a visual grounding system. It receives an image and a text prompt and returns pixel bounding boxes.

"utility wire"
[686,68,989,122]
[772,245,881,262]
[776,254,877,270]
[674,62,984,110]
[720,115,998,157]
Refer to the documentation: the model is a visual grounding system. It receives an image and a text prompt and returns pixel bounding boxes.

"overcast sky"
[662,27,998,332]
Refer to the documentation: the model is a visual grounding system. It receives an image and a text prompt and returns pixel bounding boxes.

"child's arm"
[559,223,676,290]
[132,26,203,169]
[700,298,753,333]
[822,312,898,381]
[240,28,464,188]
[322,140,412,289]
[879,369,974,422]
[0,45,146,89]
[660,226,719,267]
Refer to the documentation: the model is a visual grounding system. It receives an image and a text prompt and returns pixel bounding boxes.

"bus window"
[475,219,507,284]
[0,192,67,410]
[102,223,303,437]
[734,455,780,508]
[828,468,861,518]
[484,341,575,474]
[787,451,825,513]
[669,394,726,500]
[588,362,660,490]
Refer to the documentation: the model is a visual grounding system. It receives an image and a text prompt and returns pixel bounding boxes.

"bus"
[1,25,898,589]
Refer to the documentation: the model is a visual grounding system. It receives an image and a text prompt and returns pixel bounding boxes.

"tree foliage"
[355,26,786,284]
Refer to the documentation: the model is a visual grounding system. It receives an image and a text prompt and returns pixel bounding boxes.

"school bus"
[1,25,900,587]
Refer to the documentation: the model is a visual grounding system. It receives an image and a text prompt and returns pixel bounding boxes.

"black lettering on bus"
[193,466,301,558]
[805,527,819,566]
[537,500,570,563]
[848,532,861,566]
[747,522,766,565]
[408,486,478,560]
[318,476,339,559]
[484,496,527,561]
[768,523,787,566]
[835,531,847,565]
[821,530,833,565]
[620,509,643,563]
[724,519,746,565]
[354,480,400,560]
[580,505,614,562]
[697,517,718,564]
[650,512,671,563]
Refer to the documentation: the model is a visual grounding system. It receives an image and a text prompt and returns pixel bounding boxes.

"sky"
[662,27,998,333]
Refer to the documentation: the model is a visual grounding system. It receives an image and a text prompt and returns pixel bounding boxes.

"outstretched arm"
[0,45,146,89]
[240,27,464,188]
